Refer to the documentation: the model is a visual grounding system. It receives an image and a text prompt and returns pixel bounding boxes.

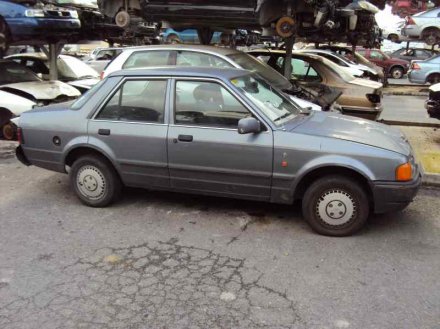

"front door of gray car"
[167,79,273,200]
[88,78,170,188]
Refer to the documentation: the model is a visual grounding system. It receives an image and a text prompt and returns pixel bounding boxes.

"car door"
[88,78,170,189]
[368,50,387,69]
[167,78,273,201]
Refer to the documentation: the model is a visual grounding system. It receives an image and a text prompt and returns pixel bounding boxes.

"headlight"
[25,9,45,17]
[70,10,79,19]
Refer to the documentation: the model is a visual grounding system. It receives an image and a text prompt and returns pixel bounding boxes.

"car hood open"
[0,81,80,101]
[292,111,411,156]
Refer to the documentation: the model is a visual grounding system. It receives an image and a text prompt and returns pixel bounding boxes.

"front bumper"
[15,145,31,166]
[372,175,422,214]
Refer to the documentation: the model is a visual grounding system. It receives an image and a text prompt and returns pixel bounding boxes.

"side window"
[289,58,321,82]
[123,51,173,69]
[176,51,232,68]
[174,80,250,128]
[370,51,384,60]
[97,80,167,123]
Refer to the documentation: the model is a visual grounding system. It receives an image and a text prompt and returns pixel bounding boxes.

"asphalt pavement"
[0,142,439,329]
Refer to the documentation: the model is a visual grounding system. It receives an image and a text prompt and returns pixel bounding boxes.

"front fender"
[291,154,376,192]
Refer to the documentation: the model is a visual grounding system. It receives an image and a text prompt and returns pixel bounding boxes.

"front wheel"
[390,66,404,79]
[70,155,122,207]
[302,175,369,236]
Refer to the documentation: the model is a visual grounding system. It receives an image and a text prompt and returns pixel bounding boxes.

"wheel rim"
[392,69,403,79]
[425,32,438,46]
[76,165,106,200]
[2,123,15,140]
[316,189,356,226]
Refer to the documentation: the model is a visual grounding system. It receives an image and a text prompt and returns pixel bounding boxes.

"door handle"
[98,129,111,136]
[177,134,193,142]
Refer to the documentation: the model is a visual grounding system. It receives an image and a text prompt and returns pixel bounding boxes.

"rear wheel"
[390,66,404,79]
[70,155,122,207]
[302,175,369,236]
[422,28,440,46]
[2,122,16,140]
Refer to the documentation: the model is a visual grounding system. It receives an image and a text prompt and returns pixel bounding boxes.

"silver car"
[16,67,421,236]
[402,8,440,45]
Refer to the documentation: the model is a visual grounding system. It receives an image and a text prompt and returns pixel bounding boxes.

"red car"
[357,48,410,79]
[390,0,431,18]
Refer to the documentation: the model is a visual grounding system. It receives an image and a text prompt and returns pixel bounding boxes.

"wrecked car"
[425,83,440,119]
[0,0,80,55]
[6,53,100,93]
[101,44,336,111]
[96,0,383,46]
[0,90,35,140]
[16,67,421,236]
[0,60,81,139]
[248,49,384,121]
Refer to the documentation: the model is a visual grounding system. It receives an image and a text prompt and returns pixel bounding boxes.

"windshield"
[227,53,292,90]
[232,75,301,127]
[70,79,104,110]
[0,62,40,85]
[57,56,99,80]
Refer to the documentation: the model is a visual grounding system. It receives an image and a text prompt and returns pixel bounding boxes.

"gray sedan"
[16,67,421,236]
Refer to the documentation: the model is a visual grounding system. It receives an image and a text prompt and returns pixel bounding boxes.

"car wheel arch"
[64,145,122,181]
[0,107,13,126]
[292,164,374,204]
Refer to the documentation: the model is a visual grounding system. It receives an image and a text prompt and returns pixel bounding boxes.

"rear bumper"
[15,145,31,166]
[408,70,427,84]
[372,175,422,214]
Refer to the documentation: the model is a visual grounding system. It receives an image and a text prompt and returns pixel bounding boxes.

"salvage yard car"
[425,83,440,119]
[248,49,384,120]
[0,0,81,55]
[0,60,81,139]
[16,67,421,236]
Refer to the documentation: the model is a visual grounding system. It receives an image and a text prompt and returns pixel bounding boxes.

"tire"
[302,175,369,236]
[2,122,16,140]
[166,34,181,44]
[427,73,440,85]
[70,155,122,207]
[388,34,400,43]
[390,66,404,79]
[422,28,440,46]
[0,17,9,57]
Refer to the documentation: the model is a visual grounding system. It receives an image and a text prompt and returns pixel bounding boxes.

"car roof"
[6,53,78,61]
[108,66,251,80]
[119,44,241,56]
[247,48,328,62]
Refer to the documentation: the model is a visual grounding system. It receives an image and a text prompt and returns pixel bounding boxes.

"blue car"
[160,28,222,44]
[0,0,81,54]
[408,55,440,85]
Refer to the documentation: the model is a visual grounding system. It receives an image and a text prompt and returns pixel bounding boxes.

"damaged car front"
[425,83,440,119]
[0,60,81,139]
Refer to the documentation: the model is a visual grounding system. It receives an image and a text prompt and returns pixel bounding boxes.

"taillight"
[100,71,105,80]
[17,127,24,145]
[405,16,416,26]
[411,62,421,70]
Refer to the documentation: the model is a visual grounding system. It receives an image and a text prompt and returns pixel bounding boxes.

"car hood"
[349,78,383,89]
[0,81,80,100]
[68,77,100,90]
[292,111,411,156]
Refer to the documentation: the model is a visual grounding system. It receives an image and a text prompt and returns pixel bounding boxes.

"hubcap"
[392,70,402,79]
[76,165,106,200]
[316,190,356,226]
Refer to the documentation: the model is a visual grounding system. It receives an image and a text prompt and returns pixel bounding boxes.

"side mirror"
[238,117,261,134]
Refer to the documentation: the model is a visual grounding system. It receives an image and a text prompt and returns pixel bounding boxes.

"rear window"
[122,51,173,69]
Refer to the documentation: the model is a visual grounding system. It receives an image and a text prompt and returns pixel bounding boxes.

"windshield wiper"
[273,112,293,123]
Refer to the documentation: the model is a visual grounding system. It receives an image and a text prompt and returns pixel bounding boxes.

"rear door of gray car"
[167,78,273,201]
[88,77,170,188]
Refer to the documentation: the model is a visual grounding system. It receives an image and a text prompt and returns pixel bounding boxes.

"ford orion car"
[16,67,421,236]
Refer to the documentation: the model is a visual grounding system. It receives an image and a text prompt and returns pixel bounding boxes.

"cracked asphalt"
[0,141,439,329]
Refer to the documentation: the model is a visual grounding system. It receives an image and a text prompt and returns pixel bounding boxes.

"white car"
[0,90,35,139]
[0,60,81,139]
[7,53,100,93]
[382,20,409,43]
[402,8,440,46]
[298,49,377,79]
[102,45,330,111]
